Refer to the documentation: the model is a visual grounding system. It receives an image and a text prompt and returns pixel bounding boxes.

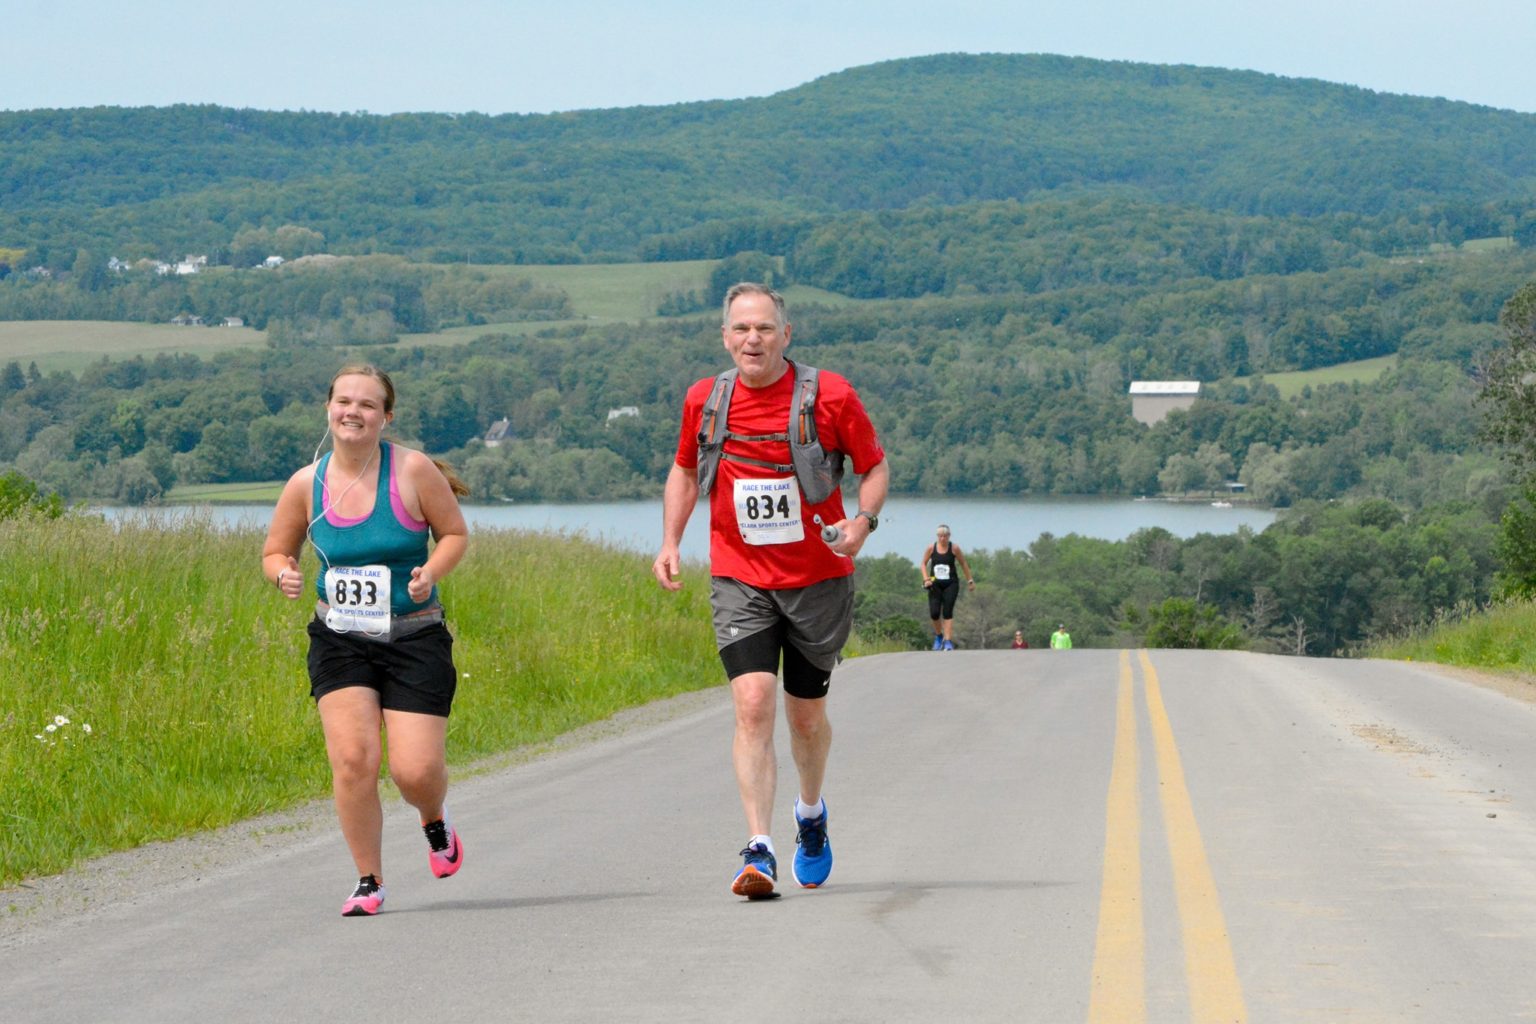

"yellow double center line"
[1088,650,1248,1024]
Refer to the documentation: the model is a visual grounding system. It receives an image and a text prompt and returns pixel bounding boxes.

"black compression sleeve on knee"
[719,625,783,680]
[781,642,831,699]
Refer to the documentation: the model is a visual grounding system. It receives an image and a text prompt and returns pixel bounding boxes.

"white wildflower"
[83,724,92,734]
[45,723,57,733]
[54,715,69,726]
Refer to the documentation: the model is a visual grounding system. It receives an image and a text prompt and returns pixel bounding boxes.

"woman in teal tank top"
[262,364,471,917]
[308,440,438,620]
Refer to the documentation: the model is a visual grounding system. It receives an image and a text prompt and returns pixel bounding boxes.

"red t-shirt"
[674,362,885,589]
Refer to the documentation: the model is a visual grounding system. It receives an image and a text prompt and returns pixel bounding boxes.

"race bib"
[934,564,952,581]
[733,477,804,546]
[324,564,392,635]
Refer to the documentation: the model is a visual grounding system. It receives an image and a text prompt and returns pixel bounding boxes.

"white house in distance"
[1129,380,1200,426]
[483,418,512,447]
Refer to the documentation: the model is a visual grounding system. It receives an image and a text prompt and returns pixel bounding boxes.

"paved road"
[8,649,1536,1022]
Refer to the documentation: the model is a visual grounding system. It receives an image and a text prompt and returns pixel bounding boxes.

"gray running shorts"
[710,575,854,688]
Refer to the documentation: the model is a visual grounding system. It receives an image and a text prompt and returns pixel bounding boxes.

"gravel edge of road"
[0,686,729,943]
[1397,660,1536,706]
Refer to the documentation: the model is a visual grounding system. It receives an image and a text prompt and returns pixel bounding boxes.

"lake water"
[104,496,1275,564]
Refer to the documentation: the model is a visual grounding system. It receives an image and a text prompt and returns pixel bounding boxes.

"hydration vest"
[695,362,845,504]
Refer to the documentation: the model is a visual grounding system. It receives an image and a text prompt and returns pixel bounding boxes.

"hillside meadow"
[1236,354,1397,399]
[0,320,268,375]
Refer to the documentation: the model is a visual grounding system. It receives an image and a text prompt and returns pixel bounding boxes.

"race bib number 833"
[323,564,392,635]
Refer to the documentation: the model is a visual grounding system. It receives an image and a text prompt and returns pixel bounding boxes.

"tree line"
[5,55,1536,269]
[851,499,1499,656]
[0,275,1512,513]
[0,254,570,340]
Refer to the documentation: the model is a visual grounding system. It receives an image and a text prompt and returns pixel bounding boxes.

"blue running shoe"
[792,805,833,888]
[932,634,944,651]
[942,639,955,651]
[732,842,777,899]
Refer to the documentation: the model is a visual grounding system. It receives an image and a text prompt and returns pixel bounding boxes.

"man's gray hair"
[722,282,787,329]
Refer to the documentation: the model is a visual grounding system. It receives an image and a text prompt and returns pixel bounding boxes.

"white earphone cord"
[304,429,387,637]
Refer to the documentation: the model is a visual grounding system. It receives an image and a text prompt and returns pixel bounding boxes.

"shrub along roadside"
[0,513,720,887]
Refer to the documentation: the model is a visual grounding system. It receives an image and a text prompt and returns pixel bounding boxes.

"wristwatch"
[855,510,879,532]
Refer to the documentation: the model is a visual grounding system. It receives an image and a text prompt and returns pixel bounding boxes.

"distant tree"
[1479,280,1536,469]
[708,252,779,308]
[1478,280,1536,595]
[72,249,108,292]
[0,470,64,520]
[1193,442,1236,493]
[1139,597,1247,649]
[1494,481,1536,599]
[273,225,326,260]
[657,289,707,317]
[230,227,275,268]
[1515,213,1536,250]
[1158,452,1205,493]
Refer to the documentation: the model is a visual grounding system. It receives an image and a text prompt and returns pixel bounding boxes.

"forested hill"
[5,53,1536,264]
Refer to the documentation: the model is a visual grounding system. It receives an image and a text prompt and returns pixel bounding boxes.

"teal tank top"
[310,443,436,616]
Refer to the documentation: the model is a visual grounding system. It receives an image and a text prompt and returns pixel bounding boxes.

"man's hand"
[829,515,873,558]
[652,545,684,591]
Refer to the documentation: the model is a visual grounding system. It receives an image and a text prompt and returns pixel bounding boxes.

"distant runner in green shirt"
[1050,624,1072,650]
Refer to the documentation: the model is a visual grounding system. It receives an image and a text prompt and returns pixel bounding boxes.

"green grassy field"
[0,320,268,374]
[1237,354,1396,399]
[0,512,722,887]
[164,481,286,504]
[1461,236,1517,254]
[494,259,714,320]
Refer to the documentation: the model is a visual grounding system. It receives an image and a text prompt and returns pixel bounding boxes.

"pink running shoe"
[424,819,463,878]
[341,875,385,917]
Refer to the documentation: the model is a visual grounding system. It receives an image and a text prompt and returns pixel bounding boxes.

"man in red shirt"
[653,282,889,899]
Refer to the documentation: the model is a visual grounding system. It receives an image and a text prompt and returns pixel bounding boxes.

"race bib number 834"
[733,477,804,546]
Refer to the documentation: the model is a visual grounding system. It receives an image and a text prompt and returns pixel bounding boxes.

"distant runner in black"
[919,524,974,651]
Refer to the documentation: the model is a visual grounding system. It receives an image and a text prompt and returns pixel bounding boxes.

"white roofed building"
[1129,381,1200,426]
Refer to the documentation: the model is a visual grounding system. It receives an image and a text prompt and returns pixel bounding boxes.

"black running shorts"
[306,617,457,717]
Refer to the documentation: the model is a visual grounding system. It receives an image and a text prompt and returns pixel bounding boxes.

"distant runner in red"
[653,283,889,899]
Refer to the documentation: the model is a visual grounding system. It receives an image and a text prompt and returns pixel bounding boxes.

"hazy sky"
[8,1,1534,115]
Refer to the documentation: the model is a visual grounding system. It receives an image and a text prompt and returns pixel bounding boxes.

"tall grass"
[0,512,718,885]
[1367,599,1536,676]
